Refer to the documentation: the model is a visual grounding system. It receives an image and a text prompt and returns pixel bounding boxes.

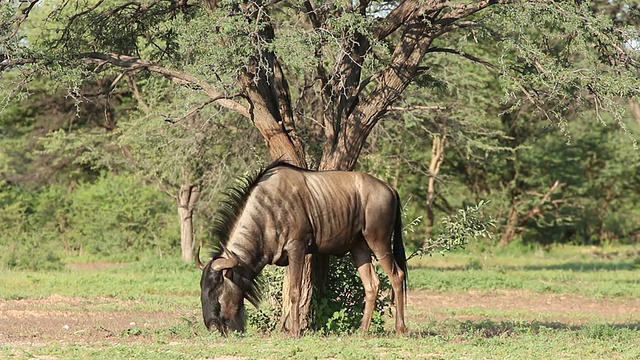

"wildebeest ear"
[211,257,238,271]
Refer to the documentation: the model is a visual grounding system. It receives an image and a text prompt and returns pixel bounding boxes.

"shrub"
[247,266,285,333]
[1,231,64,270]
[314,257,392,334]
[0,173,180,268]
[247,257,392,334]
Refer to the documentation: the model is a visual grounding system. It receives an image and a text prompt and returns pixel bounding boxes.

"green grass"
[1,244,639,359]
[1,258,199,310]
[3,322,639,360]
[4,244,637,302]
[408,244,640,298]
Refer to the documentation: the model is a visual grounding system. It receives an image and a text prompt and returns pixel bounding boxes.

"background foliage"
[0,0,638,262]
[1,0,639,334]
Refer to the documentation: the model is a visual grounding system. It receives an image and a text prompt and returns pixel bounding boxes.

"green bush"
[0,231,64,271]
[247,265,285,333]
[247,257,392,335]
[0,173,180,268]
[314,257,392,334]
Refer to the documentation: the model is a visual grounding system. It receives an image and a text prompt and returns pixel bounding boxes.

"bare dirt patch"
[1,290,639,347]
[408,289,640,324]
[0,295,192,346]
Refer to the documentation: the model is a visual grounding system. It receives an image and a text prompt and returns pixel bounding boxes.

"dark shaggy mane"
[209,160,302,306]
[239,269,263,308]
[211,160,301,255]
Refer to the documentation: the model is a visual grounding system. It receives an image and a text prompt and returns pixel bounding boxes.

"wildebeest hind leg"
[373,252,407,334]
[351,245,380,332]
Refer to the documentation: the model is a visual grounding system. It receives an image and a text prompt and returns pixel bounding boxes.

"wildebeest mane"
[209,160,302,307]
[211,160,302,256]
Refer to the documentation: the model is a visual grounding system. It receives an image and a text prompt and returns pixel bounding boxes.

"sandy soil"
[1,290,639,346]
[407,289,640,324]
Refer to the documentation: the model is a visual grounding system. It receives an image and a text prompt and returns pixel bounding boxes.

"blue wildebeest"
[195,161,407,337]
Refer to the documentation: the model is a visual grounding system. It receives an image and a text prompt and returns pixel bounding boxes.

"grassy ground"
[408,243,640,298]
[6,328,640,360]
[1,244,639,359]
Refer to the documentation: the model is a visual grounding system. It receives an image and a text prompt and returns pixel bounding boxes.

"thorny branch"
[426,46,542,115]
[2,0,40,43]
[81,52,250,118]
[388,105,446,111]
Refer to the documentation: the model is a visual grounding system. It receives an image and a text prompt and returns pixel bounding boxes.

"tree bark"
[425,134,446,242]
[630,100,640,126]
[177,184,200,262]
[500,201,520,246]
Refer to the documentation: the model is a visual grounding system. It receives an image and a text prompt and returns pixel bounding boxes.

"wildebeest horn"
[211,257,238,271]
[195,247,206,270]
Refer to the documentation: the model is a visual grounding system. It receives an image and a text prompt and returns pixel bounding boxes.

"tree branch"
[302,0,322,29]
[164,98,217,124]
[80,52,250,118]
[427,46,500,71]
[128,74,150,114]
[0,57,38,72]
[439,0,500,19]
[388,105,447,111]
[442,0,555,21]
[520,180,564,224]
[373,0,422,40]
[2,0,41,43]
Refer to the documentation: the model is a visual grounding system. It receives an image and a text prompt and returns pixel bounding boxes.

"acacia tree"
[2,0,638,333]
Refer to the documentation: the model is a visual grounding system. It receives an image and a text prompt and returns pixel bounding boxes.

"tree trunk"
[425,134,445,242]
[500,202,519,246]
[178,184,200,262]
[280,254,314,332]
[630,100,640,126]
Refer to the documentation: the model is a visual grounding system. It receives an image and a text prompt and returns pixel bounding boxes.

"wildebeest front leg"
[286,248,305,337]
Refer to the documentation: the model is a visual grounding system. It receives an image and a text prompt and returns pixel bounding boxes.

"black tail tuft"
[392,190,408,298]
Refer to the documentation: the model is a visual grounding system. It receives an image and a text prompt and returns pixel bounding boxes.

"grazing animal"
[196,161,408,336]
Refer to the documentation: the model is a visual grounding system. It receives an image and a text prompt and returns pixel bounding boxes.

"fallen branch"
[520,180,564,224]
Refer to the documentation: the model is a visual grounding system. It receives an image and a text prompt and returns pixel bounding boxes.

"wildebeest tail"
[393,190,408,298]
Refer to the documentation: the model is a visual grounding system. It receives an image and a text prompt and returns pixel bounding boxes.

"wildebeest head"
[196,248,246,335]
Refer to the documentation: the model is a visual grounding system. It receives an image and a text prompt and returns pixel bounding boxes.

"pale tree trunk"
[630,100,640,125]
[393,146,401,189]
[425,134,446,242]
[279,254,314,331]
[177,184,201,262]
[500,202,520,246]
